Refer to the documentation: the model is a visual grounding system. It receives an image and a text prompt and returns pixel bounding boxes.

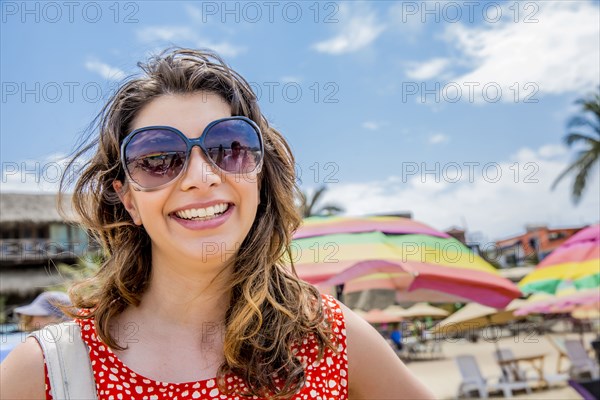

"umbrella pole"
[488,316,501,355]
[488,316,506,380]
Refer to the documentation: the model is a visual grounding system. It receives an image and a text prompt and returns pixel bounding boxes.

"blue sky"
[1,1,599,241]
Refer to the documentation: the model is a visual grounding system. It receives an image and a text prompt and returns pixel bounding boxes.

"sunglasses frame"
[120,116,264,192]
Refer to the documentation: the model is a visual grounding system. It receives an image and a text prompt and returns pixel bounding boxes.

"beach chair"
[428,340,444,360]
[405,339,428,361]
[455,355,531,398]
[565,340,600,380]
[494,348,567,388]
[546,335,569,373]
[494,348,535,383]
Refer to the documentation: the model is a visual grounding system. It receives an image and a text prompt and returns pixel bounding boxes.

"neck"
[129,250,233,330]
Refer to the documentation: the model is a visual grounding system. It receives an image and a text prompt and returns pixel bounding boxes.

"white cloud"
[362,121,381,131]
[136,26,245,58]
[316,144,600,240]
[428,133,449,145]
[1,153,75,193]
[387,2,427,38]
[312,3,385,55]
[444,1,600,101]
[280,76,302,84]
[199,40,245,58]
[538,144,568,159]
[406,58,451,80]
[137,26,196,42]
[184,4,203,22]
[84,60,125,81]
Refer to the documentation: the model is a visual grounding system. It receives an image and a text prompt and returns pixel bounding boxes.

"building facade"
[1,193,95,295]
[494,224,584,268]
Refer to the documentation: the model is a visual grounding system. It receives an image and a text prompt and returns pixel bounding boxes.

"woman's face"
[19,315,60,331]
[114,92,260,273]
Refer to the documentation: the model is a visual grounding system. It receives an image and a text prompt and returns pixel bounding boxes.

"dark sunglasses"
[120,116,264,191]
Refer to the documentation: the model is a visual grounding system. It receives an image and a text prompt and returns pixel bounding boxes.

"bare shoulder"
[337,301,435,400]
[0,337,46,400]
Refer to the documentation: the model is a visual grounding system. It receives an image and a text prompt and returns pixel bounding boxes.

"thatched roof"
[0,193,76,224]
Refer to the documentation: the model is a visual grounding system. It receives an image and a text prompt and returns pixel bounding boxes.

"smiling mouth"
[173,203,231,221]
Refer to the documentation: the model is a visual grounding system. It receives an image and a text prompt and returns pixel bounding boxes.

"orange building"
[495,225,584,268]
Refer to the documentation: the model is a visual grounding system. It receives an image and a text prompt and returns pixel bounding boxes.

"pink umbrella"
[360,309,403,324]
[519,224,599,296]
[516,288,600,315]
[291,216,521,308]
[516,224,600,315]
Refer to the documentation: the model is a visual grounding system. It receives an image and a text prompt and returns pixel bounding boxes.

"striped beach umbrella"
[290,216,521,308]
[515,287,600,316]
[431,299,528,335]
[519,224,599,296]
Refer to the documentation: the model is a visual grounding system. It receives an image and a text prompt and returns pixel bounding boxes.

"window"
[21,225,34,239]
[548,232,565,241]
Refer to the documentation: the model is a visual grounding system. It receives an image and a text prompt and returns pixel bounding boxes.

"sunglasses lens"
[124,129,187,188]
[204,119,262,174]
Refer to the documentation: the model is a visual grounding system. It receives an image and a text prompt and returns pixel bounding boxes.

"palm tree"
[552,90,600,204]
[298,185,344,218]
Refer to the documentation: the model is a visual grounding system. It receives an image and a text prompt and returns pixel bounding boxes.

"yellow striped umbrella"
[290,216,521,308]
[517,224,599,315]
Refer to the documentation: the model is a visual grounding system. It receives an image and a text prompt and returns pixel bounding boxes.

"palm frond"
[298,185,345,217]
[316,204,345,216]
[575,92,600,116]
[567,116,600,135]
[554,89,600,202]
[563,132,600,147]
[571,150,600,204]
[552,160,582,189]
[309,186,328,209]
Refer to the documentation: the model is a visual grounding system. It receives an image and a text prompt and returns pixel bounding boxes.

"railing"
[0,239,90,263]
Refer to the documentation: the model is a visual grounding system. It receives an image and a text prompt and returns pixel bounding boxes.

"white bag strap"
[29,321,97,400]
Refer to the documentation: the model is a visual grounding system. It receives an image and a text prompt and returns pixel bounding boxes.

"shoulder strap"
[29,321,97,400]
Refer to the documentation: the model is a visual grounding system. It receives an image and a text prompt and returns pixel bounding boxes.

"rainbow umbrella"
[571,302,600,320]
[519,224,599,297]
[515,288,600,316]
[290,216,521,308]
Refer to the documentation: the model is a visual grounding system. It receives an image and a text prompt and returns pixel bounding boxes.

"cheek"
[239,181,260,222]
[132,192,169,221]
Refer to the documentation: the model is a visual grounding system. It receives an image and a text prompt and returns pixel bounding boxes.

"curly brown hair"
[59,48,333,399]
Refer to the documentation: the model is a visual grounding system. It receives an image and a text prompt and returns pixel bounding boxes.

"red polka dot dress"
[44,295,348,399]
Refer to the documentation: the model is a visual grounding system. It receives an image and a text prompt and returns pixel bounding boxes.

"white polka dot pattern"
[44,294,348,400]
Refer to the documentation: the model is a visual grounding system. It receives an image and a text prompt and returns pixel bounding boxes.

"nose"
[178,146,222,190]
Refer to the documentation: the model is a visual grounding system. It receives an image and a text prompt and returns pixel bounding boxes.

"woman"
[14,291,71,332]
[0,48,434,400]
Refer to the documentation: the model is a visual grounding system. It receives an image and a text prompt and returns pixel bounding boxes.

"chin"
[186,238,242,264]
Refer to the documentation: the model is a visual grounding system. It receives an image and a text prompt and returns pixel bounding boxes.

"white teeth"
[174,203,229,220]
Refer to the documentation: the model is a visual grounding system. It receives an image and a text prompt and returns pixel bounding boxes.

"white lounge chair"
[494,348,567,388]
[455,355,532,398]
[494,348,535,383]
[546,335,569,374]
[565,339,600,380]
[428,340,444,360]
